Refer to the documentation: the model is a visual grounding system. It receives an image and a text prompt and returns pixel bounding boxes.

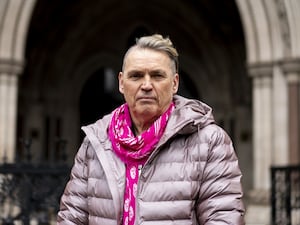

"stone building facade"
[0,0,299,224]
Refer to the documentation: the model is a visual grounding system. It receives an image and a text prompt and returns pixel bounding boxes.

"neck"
[131,119,155,136]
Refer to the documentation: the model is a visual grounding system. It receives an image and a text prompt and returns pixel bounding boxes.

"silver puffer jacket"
[57,95,245,225]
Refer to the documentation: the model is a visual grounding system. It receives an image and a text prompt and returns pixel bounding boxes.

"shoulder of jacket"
[81,114,112,142]
[199,124,230,144]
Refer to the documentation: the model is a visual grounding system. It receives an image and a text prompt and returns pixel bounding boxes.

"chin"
[138,106,158,116]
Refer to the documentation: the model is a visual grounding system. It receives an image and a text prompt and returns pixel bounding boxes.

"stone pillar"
[245,62,273,225]
[272,65,288,165]
[281,59,300,165]
[249,63,273,190]
[0,59,23,162]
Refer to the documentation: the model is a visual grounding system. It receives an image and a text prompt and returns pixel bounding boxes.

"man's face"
[119,48,179,120]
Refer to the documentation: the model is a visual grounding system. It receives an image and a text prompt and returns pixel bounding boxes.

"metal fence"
[271,165,300,225]
[0,140,70,225]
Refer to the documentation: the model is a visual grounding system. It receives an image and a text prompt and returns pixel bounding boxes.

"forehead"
[123,48,171,69]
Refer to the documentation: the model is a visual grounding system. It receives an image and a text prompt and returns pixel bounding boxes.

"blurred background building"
[0,0,299,224]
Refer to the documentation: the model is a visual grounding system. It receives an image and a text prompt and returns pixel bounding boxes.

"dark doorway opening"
[79,67,123,127]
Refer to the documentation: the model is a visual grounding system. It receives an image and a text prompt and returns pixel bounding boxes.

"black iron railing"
[0,139,71,225]
[271,166,300,225]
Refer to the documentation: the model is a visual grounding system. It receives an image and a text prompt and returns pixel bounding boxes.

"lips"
[136,96,156,101]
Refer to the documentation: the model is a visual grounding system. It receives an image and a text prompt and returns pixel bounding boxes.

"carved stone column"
[245,62,273,225]
[0,59,23,162]
[281,59,300,165]
[249,62,273,190]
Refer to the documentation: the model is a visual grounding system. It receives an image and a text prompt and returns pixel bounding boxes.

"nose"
[141,76,152,90]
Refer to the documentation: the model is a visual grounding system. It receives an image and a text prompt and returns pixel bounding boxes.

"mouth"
[136,96,156,102]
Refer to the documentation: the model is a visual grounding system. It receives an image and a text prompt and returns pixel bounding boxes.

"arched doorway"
[80,67,122,126]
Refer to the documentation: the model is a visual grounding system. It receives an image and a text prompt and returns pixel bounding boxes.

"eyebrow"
[126,69,167,75]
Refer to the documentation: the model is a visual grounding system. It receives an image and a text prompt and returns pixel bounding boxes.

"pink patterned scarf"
[108,102,174,225]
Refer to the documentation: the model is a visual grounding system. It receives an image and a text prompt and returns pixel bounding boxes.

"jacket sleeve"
[57,138,90,225]
[197,125,245,225]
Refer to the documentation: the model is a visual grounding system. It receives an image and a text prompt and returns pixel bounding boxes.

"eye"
[151,72,165,80]
[128,72,143,80]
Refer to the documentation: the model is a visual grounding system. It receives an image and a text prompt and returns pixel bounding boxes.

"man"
[57,34,245,225]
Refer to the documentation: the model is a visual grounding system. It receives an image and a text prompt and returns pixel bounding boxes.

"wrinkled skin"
[119,48,179,135]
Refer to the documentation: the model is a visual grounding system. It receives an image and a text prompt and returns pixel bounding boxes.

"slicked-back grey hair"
[122,34,179,73]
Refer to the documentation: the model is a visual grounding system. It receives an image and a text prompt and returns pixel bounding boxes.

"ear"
[118,72,124,94]
[172,73,179,94]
